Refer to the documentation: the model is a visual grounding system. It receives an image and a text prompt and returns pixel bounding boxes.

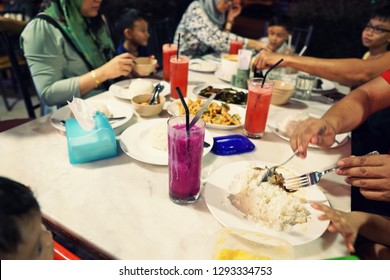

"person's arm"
[312,203,390,252]
[21,19,133,106]
[253,50,390,87]
[290,73,390,157]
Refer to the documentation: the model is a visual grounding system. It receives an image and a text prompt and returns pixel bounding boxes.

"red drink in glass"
[170,55,189,99]
[244,78,273,138]
[168,116,205,204]
[162,44,178,81]
[229,40,243,55]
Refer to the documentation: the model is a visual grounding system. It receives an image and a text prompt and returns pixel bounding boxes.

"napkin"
[67,97,96,131]
[237,49,252,70]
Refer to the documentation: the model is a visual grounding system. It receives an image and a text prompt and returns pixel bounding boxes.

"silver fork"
[284,166,338,190]
[285,150,380,190]
[258,149,299,183]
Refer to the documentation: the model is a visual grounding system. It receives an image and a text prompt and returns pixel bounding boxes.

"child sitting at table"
[260,14,294,54]
[114,8,151,57]
[361,1,390,60]
[0,177,54,260]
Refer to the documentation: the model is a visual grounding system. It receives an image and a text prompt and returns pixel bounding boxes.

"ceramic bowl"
[134,57,157,76]
[131,93,165,117]
[271,80,295,105]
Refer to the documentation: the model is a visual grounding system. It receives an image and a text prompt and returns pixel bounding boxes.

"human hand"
[290,117,337,158]
[337,153,390,202]
[252,49,284,71]
[101,53,135,80]
[227,0,242,21]
[312,203,358,253]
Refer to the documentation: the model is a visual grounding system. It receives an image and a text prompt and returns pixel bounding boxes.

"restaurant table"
[0,67,352,260]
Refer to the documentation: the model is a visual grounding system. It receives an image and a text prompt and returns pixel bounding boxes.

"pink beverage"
[229,40,243,55]
[162,44,178,81]
[168,116,205,204]
[244,78,273,138]
[170,55,189,99]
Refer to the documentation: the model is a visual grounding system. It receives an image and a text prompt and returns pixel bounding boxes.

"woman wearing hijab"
[174,0,262,57]
[20,0,134,112]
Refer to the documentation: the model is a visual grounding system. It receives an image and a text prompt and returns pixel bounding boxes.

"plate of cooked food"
[267,111,349,148]
[119,118,214,165]
[167,98,245,130]
[193,84,247,106]
[204,160,330,246]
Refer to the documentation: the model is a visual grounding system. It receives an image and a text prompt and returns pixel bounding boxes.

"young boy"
[260,14,294,54]
[114,8,151,57]
[0,177,53,260]
[361,1,390,60]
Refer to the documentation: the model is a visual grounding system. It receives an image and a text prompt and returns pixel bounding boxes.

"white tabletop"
[0,68,352,260]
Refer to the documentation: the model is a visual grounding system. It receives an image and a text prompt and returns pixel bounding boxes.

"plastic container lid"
[211,134,255,155]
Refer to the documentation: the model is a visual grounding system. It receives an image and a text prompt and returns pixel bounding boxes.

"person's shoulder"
[23,15,59,36]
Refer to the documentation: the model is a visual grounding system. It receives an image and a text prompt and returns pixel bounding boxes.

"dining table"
[0,58,352,260]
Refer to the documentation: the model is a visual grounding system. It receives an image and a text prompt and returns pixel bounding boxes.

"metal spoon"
[189,93,216,128]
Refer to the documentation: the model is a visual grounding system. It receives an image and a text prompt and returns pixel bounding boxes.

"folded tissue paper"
[232,49,252,89]
[65,98,117,164]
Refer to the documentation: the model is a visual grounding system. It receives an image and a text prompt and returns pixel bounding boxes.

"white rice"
[148,123,168,151]
[228,167,310,231]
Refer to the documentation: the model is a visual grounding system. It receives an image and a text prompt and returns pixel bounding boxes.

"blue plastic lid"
[211,134,255,156]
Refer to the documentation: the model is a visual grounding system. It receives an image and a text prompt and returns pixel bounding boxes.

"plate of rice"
[119,118,214,165]
[204,160,330,245]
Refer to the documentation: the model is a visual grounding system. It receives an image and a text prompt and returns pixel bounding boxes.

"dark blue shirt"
[116,40,150,57]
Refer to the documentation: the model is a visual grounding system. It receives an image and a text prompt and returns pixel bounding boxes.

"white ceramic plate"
[267,111,349,148]
[166,98,245,130]
[215,68,232,83]
[312,78,335,92]
[50,99,133,132]
[204,160,330,246]
[192,83,247,106]
[109,79,170,100]
[189,59,218,73]
[119,118,214,165]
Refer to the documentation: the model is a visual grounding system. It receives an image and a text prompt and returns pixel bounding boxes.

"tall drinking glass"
[170,55,189,99]
[168,116,205,204]
[229,40,243,55]
[162,44,178,81]
[244,78,274,138]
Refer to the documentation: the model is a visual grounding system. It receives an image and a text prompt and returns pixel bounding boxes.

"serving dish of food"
[167,98,245,130]
[193,84,247,106]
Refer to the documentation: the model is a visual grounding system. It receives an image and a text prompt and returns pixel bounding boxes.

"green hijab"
[44,0,115,69]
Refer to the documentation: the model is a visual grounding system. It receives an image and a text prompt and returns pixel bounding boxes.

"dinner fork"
[285,150,380,190]
[284,166,338,190]
[258,149,299,183]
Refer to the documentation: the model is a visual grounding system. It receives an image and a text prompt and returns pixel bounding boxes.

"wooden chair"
[0,16,41,118]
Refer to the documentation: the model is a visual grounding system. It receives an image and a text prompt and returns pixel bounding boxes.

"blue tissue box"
[65,112,118,164]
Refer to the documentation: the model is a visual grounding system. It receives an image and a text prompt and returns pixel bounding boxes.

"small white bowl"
[271,80,295,105]
[134,57,157,76]
[132,93,165,117]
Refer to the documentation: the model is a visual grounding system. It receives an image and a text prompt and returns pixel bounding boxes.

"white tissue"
[67,97,96,131]
[237,49,252,70]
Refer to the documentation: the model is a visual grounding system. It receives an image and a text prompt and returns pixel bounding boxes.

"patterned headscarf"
[199,0,226,29]
[44,0,115,69]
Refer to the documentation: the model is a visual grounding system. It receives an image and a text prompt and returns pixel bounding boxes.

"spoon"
[189,93,216,128]
[149,83,165,105]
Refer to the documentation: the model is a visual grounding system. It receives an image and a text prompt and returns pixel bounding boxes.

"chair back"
[147,17,176,68]
[0,16,41,118]
[291,25,313,55]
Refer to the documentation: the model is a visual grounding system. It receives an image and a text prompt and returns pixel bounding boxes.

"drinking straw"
[175,87,189,135]
[176,33,181,60]
[261,58,284,87]
[287,35,292,50]
[298,45,307,56]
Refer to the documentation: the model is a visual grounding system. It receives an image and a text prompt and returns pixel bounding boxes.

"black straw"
[175,87,189,135]
[261,58,284,87]
[176,33,181,60]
